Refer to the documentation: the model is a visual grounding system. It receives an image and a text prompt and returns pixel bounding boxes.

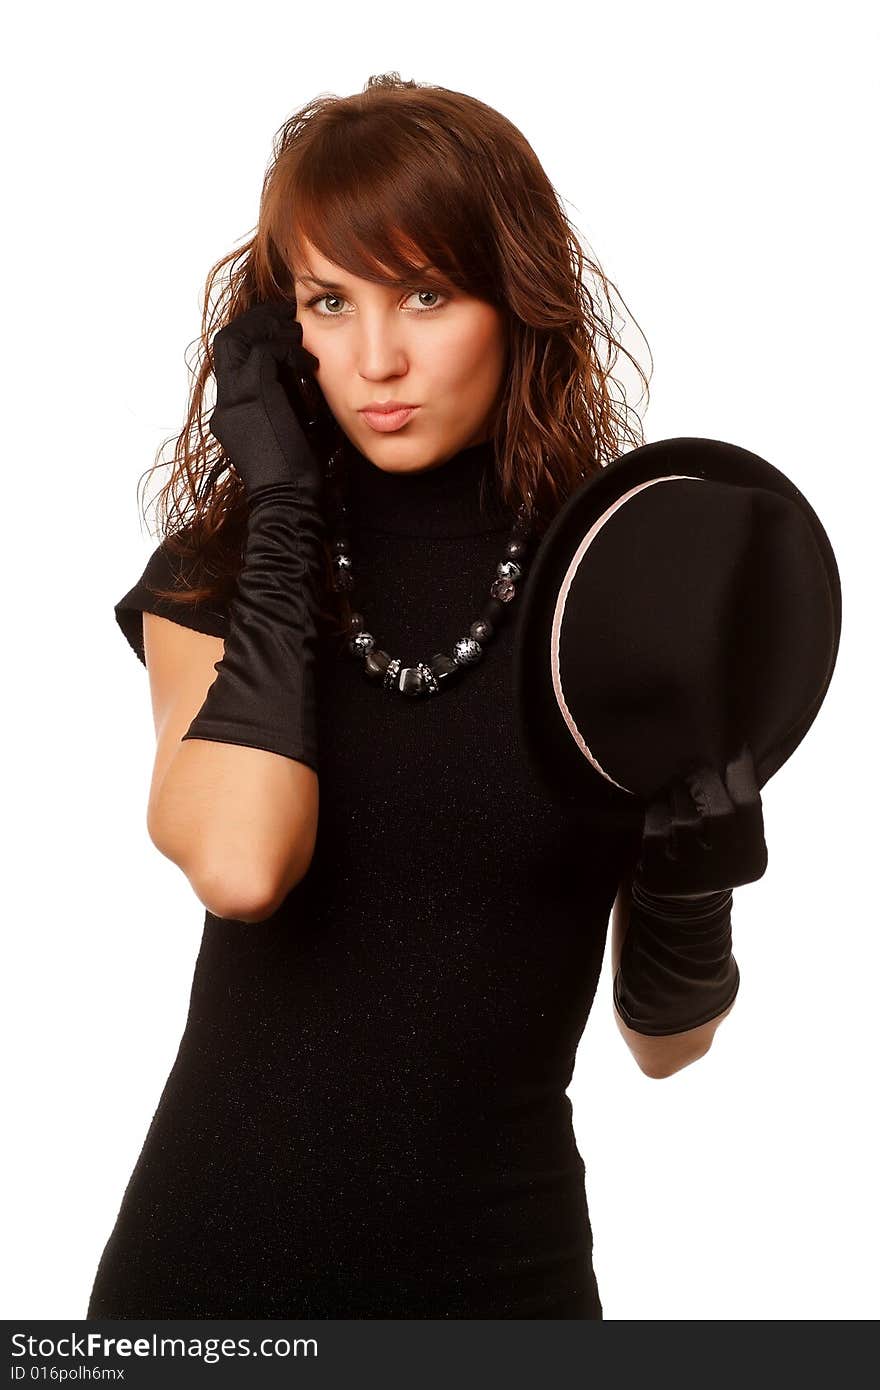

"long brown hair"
[140,73,652,646]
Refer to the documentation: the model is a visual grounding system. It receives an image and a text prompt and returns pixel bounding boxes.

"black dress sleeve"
[114,536,230,667]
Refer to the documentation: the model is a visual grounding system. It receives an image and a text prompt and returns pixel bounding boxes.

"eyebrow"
[295,266,446,292]
[296,274,347,290]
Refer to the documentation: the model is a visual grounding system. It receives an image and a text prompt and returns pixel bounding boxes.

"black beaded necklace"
[320,438,537,699]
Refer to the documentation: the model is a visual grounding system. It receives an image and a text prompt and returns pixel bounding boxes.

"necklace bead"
[323,442,536,698]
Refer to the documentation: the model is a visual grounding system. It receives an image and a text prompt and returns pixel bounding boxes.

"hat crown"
[513,437,842,892]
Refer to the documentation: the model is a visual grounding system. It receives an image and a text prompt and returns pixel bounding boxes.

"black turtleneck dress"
[87,439,641,1320]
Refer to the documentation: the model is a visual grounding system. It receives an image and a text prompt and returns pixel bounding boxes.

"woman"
[87,74,679,1320]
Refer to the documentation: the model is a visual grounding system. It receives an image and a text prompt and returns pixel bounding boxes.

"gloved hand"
[208,300,322,501]
[613,877,741,1036]
[181,302,327,774]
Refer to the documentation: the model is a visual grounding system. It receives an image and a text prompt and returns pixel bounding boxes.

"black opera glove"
[613,877,741,1037]
[181,306,327,773]
[181,482,326,773]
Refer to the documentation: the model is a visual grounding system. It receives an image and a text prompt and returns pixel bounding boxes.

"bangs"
[266,119,499,302]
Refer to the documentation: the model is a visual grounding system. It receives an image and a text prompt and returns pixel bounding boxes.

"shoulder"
[114,530,231,667]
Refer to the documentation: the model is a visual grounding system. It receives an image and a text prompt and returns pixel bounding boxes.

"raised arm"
[128,302,327,923]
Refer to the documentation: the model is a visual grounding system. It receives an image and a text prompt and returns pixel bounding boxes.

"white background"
[3,0,876,1321]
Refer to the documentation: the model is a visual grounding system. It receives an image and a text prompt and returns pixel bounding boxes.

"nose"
[355,310,410,381]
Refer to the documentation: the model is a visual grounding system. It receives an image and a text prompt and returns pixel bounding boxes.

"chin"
[349,434,442,473]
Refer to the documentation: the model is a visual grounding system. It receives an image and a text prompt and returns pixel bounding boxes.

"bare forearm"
[148,737,318,921]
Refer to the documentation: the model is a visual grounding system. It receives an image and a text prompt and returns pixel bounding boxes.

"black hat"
[512,437,842,894]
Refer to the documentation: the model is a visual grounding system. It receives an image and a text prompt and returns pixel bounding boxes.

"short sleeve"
[114,537,231,666]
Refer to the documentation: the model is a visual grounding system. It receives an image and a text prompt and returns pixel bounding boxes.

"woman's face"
[292,238,507,475]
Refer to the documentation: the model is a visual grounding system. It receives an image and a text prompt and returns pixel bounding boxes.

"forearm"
[615,879,740,1034]
[611,876,739,1075]
[181,481,325,770]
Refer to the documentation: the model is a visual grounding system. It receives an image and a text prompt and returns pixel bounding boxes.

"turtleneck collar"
[342,437,516,538]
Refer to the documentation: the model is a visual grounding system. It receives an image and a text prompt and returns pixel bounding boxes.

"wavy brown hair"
[139,73,652,648]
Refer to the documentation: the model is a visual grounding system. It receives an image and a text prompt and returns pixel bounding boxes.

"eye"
[304,288,449,317]
[407,289,446,312]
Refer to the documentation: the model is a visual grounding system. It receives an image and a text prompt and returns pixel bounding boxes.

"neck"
[342,437,515,539]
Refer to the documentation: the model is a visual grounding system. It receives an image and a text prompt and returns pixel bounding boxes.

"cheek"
[458,308,504,368]
[308,355,345,412]
[454,322,505,393]
[297,323,335,389]
[431,320,499,387]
